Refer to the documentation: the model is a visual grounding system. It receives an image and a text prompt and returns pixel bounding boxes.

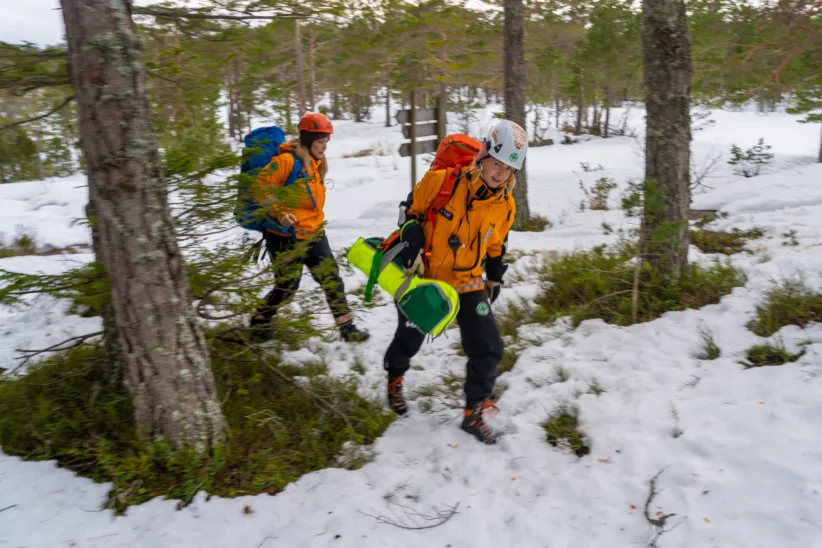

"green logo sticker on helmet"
[509,152,518,162]
[476,302,490,316]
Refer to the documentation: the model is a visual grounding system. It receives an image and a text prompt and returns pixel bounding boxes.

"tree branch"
[14,331,104,372]
[132,6,310,21]
[0,95,74,133]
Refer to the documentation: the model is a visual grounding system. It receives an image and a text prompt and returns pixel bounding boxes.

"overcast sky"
[2,0,65,46]
[1,0,501,47]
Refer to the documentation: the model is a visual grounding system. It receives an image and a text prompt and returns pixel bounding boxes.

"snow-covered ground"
[2,107,822,548]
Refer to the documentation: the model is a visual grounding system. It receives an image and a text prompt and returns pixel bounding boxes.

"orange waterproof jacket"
[253,138,327,239]
[407,168,515,293]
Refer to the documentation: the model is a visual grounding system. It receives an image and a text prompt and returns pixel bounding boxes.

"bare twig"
[0,96,74,133]
[644,469,677,547]
[360,501,460,530]
[261,359,356,436]
[691,148,723,191]
[15,331,103,358]
[0,504,18,513]
[13,331,103,372]
[255,536,278,548]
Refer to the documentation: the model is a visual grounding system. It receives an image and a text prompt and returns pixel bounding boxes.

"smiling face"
[310,135,330,159]
[479,157,515,188]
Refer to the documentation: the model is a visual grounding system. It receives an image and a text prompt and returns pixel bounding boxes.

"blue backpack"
[235,126,306,238]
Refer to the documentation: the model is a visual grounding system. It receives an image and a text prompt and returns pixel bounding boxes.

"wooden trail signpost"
[396,92,446,189]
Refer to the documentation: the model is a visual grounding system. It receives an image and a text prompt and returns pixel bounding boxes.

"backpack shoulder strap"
[425,167,463,222]
[283,150,305,186]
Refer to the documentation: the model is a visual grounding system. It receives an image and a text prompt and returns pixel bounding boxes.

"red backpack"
[382,134,481,250]
[365,135,481,300]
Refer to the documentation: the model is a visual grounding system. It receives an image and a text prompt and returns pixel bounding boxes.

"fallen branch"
[0,504,17,513]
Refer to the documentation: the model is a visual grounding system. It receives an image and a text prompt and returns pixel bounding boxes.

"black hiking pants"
[384,289,504,408]
[255,231,350,322]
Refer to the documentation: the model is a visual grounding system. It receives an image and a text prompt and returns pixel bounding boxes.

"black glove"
[486,280,502,303]
[398,221,425,274]
[484,255,508,304]
[484,255,508,283]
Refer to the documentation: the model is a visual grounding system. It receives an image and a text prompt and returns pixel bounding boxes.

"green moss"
[740,343,805,368]
[689,227,765,255]
[0,336,393,514]
[541,406,590,457]
[534,244,746,326]
[748,279,822,337]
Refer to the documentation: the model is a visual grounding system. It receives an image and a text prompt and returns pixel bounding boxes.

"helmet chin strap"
[474,165,505,200]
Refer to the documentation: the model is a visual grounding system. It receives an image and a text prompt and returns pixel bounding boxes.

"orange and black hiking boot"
[387,375,408,415]
[461,400,501,445]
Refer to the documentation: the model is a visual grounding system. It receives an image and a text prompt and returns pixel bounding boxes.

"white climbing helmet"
[484,119,528,171]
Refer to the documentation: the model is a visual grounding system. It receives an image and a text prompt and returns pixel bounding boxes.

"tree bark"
[86,202,122,385]
[61,0,226,451]
[308,22,316,112]
[295,21,306,117]
[641,0,693,280]
[504,0,530,227]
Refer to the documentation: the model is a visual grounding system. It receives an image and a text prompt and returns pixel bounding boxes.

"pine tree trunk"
[504,0,530,228]
[385,77,391,128]
[226,77,236,141]
[576,76,584,134]
[61,0,225,450]
[285,91,294,134]
[32,94,46,180]
[33,128,46,180]
[817,123,822,163]
[332,90,341,120]
[353,94,362,122]
[604,88,611,138]
[232,58,242,141]
[308,23,316,111]
[641,0,693,280]
[295,21,306,117]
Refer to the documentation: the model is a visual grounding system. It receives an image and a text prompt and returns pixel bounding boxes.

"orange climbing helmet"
[298,112,334,134]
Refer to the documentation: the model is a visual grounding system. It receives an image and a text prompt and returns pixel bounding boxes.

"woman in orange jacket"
[384,119,528,444]
[249,112,369,343]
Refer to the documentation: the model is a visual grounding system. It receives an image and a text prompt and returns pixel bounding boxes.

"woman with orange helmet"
[250,112,369,343]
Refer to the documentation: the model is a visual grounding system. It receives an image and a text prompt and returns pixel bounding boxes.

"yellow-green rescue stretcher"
[347,237,459,337]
